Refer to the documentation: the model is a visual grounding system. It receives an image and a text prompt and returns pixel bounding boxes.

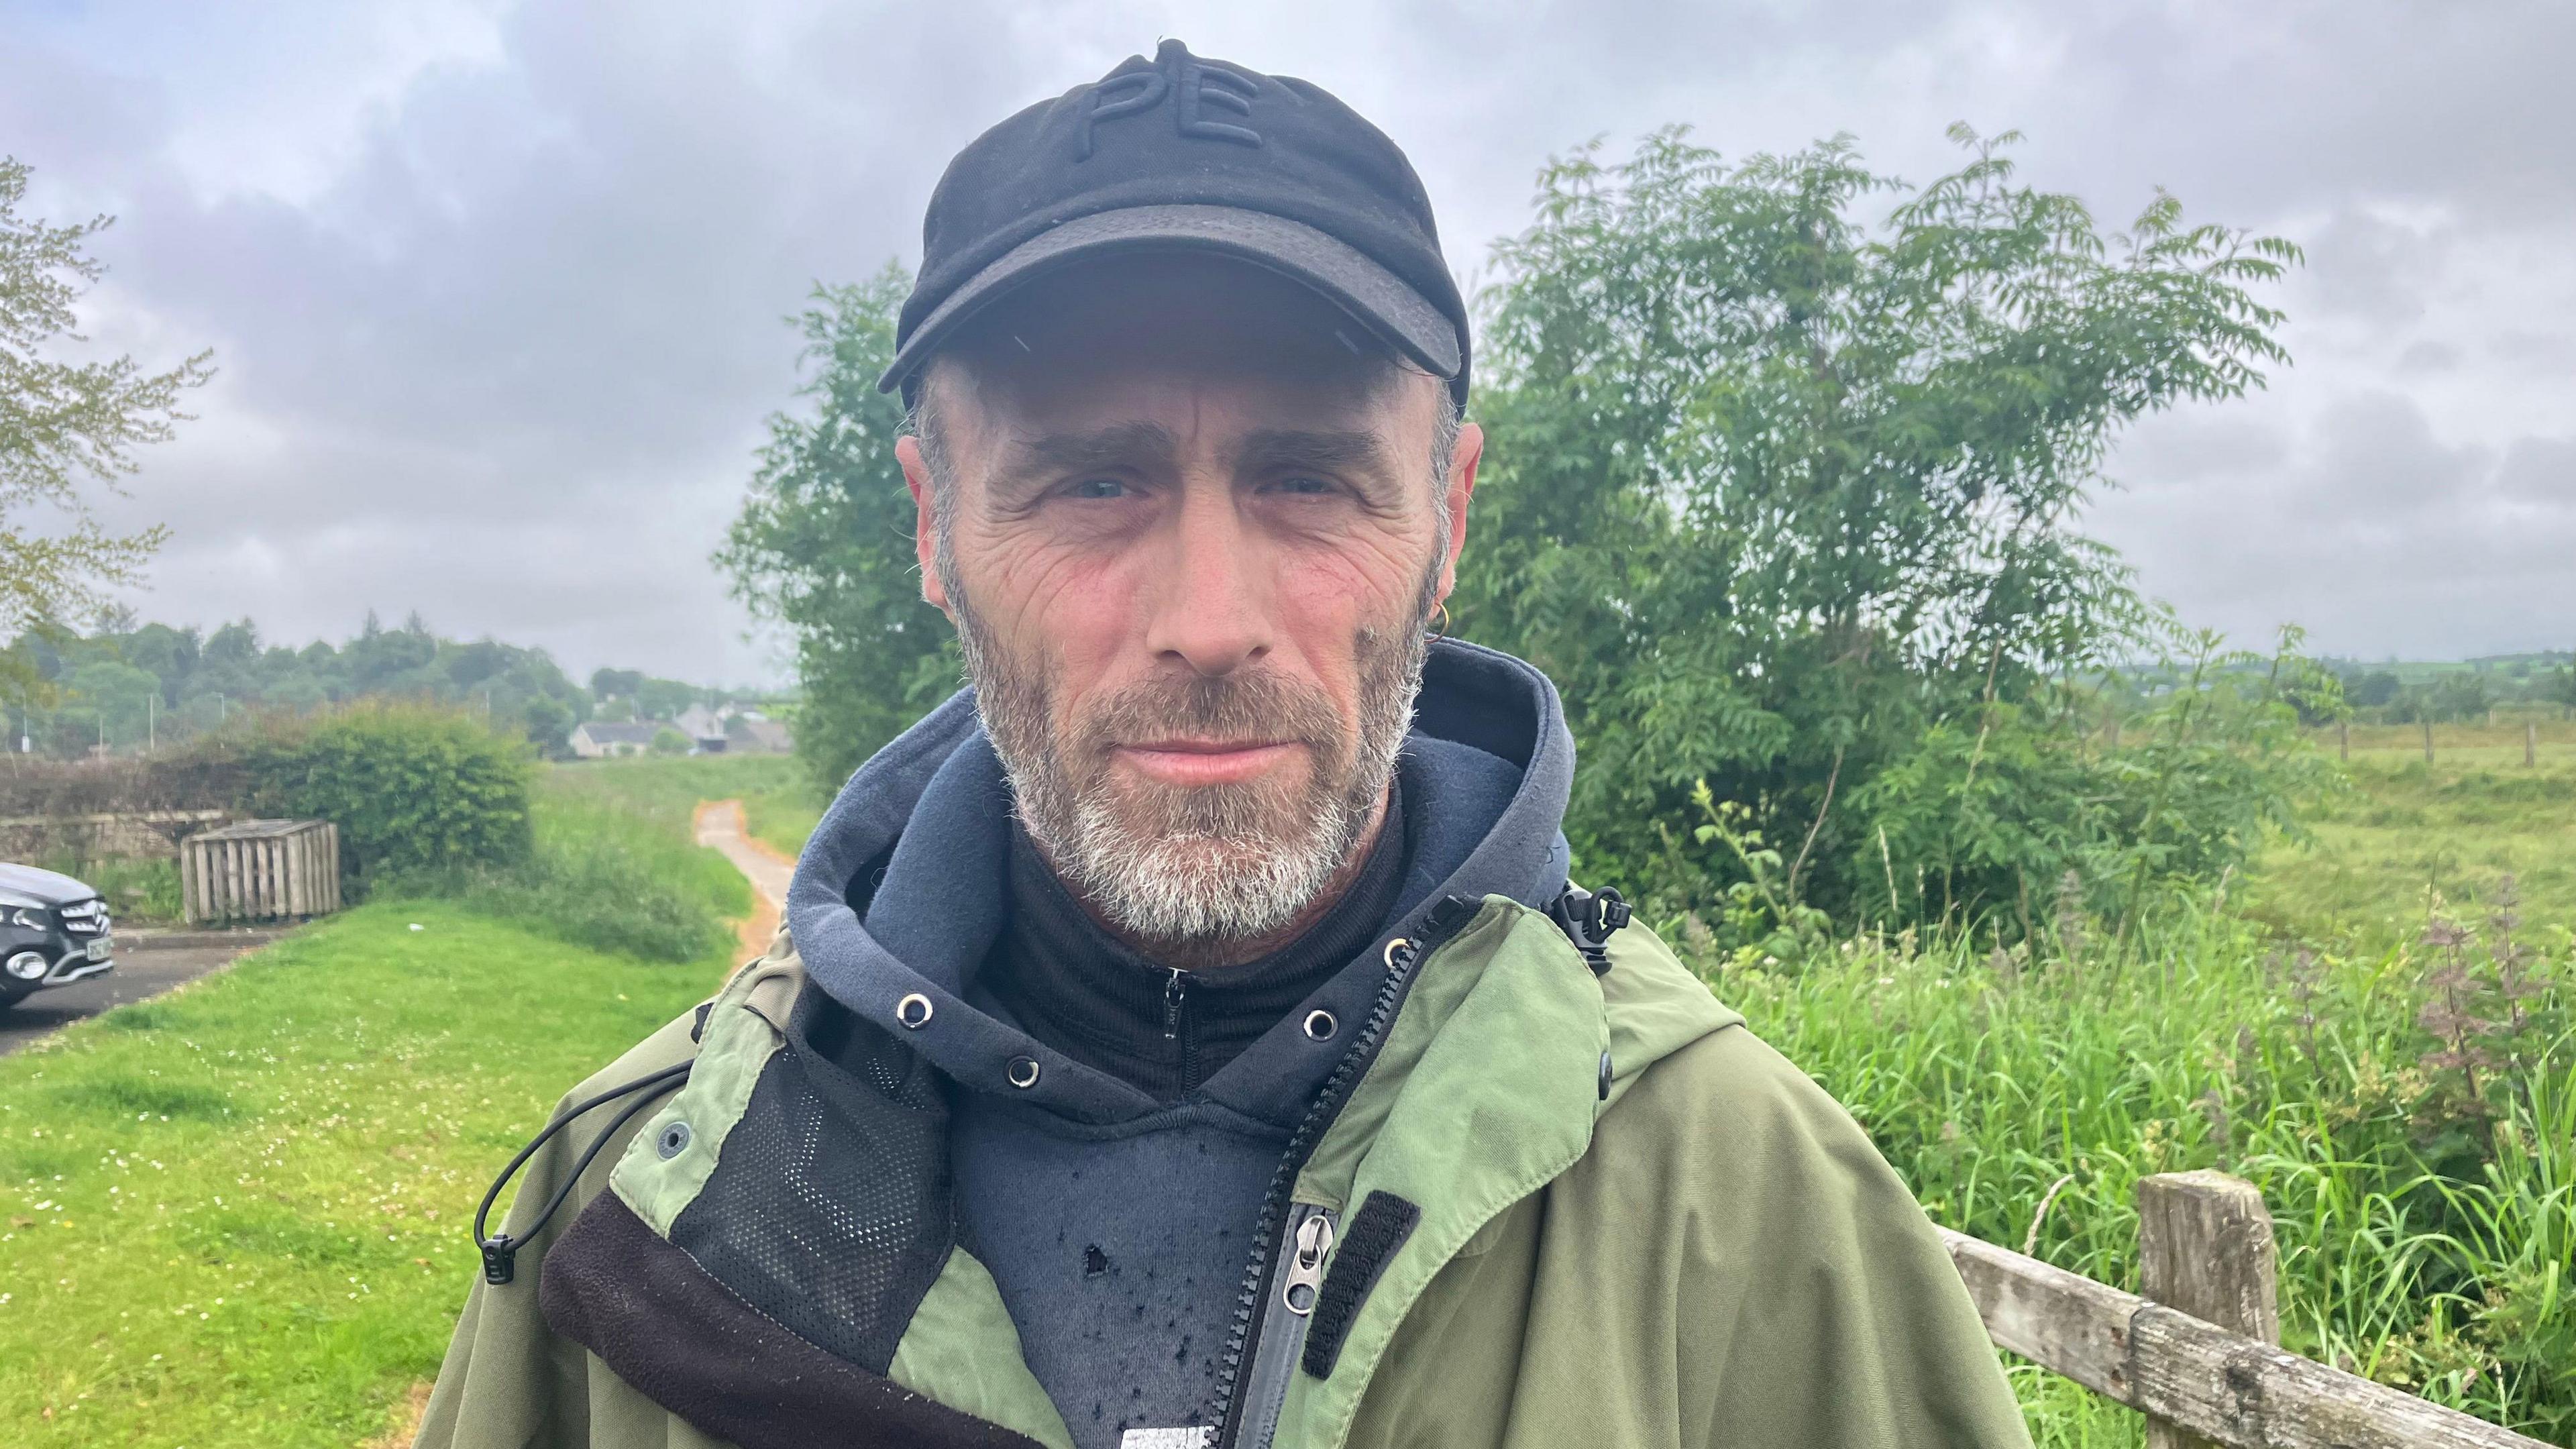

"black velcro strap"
[1301,1190,1421,1380]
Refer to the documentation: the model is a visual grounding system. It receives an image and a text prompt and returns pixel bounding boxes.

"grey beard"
[947,559,1435,953]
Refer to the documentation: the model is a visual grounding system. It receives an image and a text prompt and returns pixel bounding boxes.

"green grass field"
[543,751,817,861]
[0,904,722,1446]
[2250,722,2576,944]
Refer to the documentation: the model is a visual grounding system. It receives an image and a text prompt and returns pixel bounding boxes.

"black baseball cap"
[879,40,1469,408]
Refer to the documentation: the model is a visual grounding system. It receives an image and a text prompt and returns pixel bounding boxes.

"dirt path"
[694,798,795,960]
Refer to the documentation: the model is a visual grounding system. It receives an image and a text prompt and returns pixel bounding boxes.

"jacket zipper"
[1228,1203,1338,1449]
[1206,897,1481,1448]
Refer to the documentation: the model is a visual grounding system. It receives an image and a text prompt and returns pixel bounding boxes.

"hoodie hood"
[784,638,1576,1128]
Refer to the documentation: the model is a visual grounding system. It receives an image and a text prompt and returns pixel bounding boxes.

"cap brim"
[877,203,1462,396]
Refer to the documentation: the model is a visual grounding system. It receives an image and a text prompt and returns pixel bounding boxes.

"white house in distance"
[568,720,663,759]
[674,704,729,753]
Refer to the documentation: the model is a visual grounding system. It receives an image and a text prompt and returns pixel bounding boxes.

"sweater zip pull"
[1163,967,1187,1041]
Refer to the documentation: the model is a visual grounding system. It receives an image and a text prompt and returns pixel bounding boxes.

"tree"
[1456,127,2306,929]
[523,694,576,757]
[1,156,213,704]
[56,657,159,753]
[634,676,699,722]
[588,666,645,701]
[717,268,961,795]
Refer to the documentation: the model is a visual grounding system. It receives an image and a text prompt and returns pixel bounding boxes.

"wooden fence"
[181,818,341,925]
[1944,1169,2548,1448]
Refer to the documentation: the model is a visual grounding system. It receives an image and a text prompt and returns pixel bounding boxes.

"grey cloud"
[2394,339,2461,375]
[5,0,2573,679]
[2496,436,2576,505]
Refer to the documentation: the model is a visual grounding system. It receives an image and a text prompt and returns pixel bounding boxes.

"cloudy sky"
[7,0,2570,686]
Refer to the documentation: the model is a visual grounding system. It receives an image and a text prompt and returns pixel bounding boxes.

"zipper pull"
[1163,967,1187,1041]
[1281,1210,1336,1316]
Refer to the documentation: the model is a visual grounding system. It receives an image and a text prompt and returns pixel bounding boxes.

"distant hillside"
[1,613,791,759]
[2319,651,2576,722]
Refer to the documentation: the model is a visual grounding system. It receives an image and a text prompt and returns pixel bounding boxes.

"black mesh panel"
[669,1040,953,1375]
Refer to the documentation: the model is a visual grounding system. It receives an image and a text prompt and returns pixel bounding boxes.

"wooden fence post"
[2139,1171,2279,1449]
[2528,722,2538,768]
[2423,718,2434,764]
[2339,719,2349,761]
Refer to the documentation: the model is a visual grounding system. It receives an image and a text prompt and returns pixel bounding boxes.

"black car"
[1,862,114,1012]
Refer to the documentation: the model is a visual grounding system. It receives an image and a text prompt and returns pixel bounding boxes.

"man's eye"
[1269,476,1335,496]
[1066,478,1128,500]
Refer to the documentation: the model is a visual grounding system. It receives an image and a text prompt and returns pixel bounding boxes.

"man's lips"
[1110,739,1303,787]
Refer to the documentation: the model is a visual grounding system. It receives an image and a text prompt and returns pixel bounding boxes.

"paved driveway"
[0,934,284,1056]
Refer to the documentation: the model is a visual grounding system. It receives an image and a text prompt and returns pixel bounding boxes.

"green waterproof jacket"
[418,898,2031,1449]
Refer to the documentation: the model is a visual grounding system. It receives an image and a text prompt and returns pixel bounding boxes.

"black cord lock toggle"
[471,1059,694,1289]
[1548,884,1631,976]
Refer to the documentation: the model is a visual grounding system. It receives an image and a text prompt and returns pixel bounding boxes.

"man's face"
[898,256,1480,956]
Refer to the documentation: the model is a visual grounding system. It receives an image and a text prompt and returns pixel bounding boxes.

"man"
[421,40,2031,1449]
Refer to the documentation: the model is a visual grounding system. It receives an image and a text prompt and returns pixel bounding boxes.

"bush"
[237,701,533,893]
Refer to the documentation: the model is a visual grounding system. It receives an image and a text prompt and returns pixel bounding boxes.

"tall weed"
[1684,895,2575,1440]
[381,796,743,963]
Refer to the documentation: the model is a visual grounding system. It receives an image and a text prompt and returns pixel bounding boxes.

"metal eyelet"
[896,992,934,1029]
[1006,1056,1042,1089]
[1381,937,1412,970]
[1303,1009,1338,1042]
[656,1121,693,1159]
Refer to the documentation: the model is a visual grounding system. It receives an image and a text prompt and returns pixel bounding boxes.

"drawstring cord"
[473,1060,694,1285]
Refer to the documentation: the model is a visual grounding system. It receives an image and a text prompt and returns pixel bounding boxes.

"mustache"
[1071,669,1348,764]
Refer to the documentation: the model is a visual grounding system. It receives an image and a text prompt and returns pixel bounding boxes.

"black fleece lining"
[540,1190,1041,1449]
[1300,1189,1421,1380]
[981,774,1413,1102]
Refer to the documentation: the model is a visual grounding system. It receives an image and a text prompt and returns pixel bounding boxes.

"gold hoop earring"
[1427,601,1450,642]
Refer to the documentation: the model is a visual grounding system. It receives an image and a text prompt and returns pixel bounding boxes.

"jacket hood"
[784,639,1577,1128]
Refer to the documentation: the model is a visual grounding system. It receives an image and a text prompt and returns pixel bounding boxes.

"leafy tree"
[1456,127,2306,930]
[588,667,644,701]
[634,676,700,722]
[1,156,213,704]
[718,268,960,795]
[53,657,158,752]
[522,694,576,757]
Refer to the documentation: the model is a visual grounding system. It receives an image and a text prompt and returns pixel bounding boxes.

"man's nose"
[1142,483,1271,676]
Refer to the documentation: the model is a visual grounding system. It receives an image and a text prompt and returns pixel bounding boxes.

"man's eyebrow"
[1224,429,1394,477]
[988,421,1179,499]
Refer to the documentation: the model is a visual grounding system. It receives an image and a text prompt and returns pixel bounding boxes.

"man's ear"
[1435,419,1483,601]
[897,433,951,613]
